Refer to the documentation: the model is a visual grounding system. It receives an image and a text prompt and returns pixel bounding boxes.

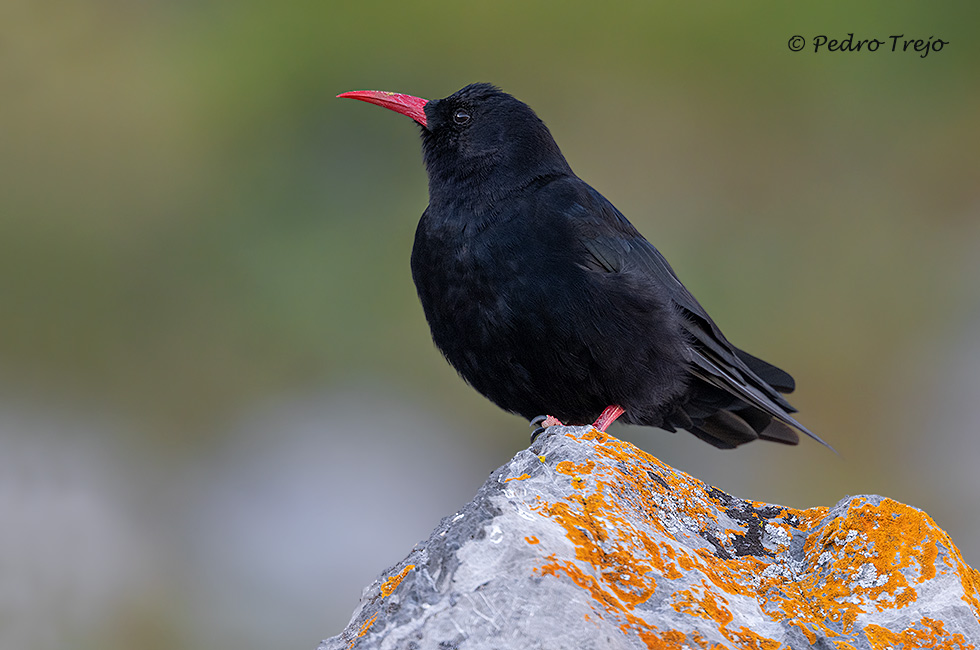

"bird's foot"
[592,405,625,432]
[529,414,564,443]
[530,414,564,428]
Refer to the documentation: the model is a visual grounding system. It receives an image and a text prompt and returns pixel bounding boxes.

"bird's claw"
[531,415,564,428]
[530,427,546,443]
[529,414,564,443]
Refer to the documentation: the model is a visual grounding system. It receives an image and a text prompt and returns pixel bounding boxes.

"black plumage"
[339,83,828,450]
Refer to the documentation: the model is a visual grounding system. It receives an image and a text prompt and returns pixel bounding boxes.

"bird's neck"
[425,153,572,227]
[425,174,499,231]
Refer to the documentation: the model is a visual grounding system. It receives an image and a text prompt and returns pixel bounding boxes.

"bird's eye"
[453,109,471,125]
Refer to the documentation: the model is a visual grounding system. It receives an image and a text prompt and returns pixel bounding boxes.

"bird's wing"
[570,185,831,449]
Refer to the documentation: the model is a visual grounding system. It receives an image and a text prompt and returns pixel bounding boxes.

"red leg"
[592,405,625,432]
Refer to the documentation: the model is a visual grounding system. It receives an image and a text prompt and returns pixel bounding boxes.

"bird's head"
[338,83,572,200]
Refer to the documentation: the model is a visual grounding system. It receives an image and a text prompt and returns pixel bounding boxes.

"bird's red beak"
[337,90,428,127]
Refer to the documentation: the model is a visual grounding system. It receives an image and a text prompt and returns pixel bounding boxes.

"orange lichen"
[555,459,595,475]
[347,564,416,646]
[671,583,733,625]
[944,539,980,619]
[724,626,782,650]
[526,427,978,648]
[379,564,414,597]
[348,613,378,648]
[503,473,531,482]
[965,567,980,616]
[525,535,540,544]
[532,429,781,647]
[756,496,958,641]
[864,617,974,649]
[832,641,859,650]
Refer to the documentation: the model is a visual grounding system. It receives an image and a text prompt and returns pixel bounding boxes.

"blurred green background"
[3,1,979,648]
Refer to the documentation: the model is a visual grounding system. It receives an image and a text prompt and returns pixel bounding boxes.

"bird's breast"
[408,202,691,423]
[411,217,540,348]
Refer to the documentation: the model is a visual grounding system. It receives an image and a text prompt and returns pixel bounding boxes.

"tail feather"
[683,347,834,452]
[733,348,796,394]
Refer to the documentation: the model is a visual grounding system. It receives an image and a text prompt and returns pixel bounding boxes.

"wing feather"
[571,186,830,450]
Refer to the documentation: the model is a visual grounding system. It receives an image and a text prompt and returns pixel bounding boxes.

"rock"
[320,427,980,649]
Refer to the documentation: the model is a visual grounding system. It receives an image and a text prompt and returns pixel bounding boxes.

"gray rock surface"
[321,426,980,649]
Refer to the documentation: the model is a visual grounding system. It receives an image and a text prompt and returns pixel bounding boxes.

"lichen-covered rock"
[320,427,980,649]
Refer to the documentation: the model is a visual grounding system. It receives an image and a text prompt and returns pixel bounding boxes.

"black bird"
[338,83,828,450]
